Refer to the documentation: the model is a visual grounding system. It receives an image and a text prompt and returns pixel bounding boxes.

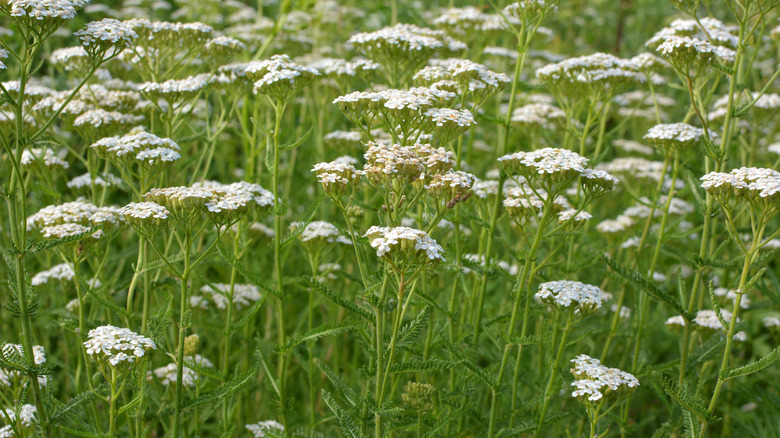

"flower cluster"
[249,54,320,101]
[535,280,605,315]
[90,131,181,170]
[700,167,780,211]
[364,226,444,264]
[75,18,138,56]
[414,58,509,103]
[198,283,261,310]
[499,147,589,188]
[535,53,643,92]
[312,160,364,196]
[570,354,639,403]
[83,325,156,367]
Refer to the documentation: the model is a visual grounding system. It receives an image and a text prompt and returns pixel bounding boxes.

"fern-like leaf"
[396,306,430,349]
[388,358,460,374]
[183,368,256,411]
[652,372,719,423]
[281,318,359,353]
[726,347,780,380]
[604,255,687,317]
[304,276,373,321]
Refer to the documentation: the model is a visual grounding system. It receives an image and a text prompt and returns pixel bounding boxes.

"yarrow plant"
[1,1,779,438]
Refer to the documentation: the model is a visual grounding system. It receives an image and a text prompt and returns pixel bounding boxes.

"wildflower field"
[1,0,780,436]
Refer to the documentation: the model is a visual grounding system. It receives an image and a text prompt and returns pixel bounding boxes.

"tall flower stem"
[487,201,550,438]
[173,229,192,438]
[271,97,290,429]
[700,219,765,436]
[535,315,573,438]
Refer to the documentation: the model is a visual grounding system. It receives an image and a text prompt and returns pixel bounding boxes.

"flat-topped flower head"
[363,142,424,185]
[199,283,261,310]
[536,280,605,315]
[304,57,379,81]
[75,18,137,57]
[644,123,712,152]
[364,226,444,267]
[145,185,222,213]
[49,46,90,71]
[120,201,169,233]
[423,108,475,143]
[312,160,364,196]
[29,201,121,240]
[596,215,635,236]
[83,325,156,367]
[151,363,198,387]
[472,179,500,199]
[425,170,475,202]
[535,53,643,94]
[124,19,214,49]
[511,103,565,131]
[2,0,89,28]
[499,147,588,187]
[570,354,638,404]
[203,35,246,59]
[292,221,352,251]
[414,58,509,104]
[90,131,180,170]
[349,24,466,75]
[31,263,74,285]
[654,36,735,75]
[557,208,592,229]
[0,403,37,429]
[433,7,503,38]
[250,54,319,101]
[20,147,68,170]
[136,74,211,102]
[692,309,736,332]
[503,185,570,221]
[701,167,780,211]
[580,169,618,196]
[246,420,284,438]
[73,109,144,135]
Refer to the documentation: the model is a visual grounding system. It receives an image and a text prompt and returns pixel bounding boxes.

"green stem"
[535,316,573,438]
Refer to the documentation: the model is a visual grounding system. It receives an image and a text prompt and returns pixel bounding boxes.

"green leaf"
[321,390,366,438]
[183,368,256,411]
[217,242,284,301]
[304,276,373,321]
[706,281,729,332]
[315,358,359,409]
[604,255,688,317]
[278,126,312,151]
[281,318,359,353]
[683,410,699,438]
[726,347,780,380]
[652,372,719,423]
[25,226,102,255]
[233,295,267,329]
[396,305,430,349]
[388,358,460,374]
[280,194,324,249]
